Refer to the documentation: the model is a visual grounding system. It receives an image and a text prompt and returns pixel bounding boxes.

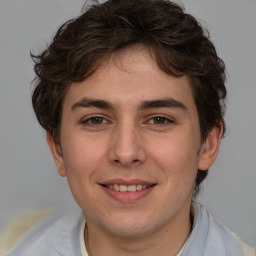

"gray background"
[0,0,255,247]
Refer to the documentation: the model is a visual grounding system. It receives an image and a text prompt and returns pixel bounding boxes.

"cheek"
[61,134,106,179]
[154,134,199,163]
[150,135,199,183]
[61,135,107,208]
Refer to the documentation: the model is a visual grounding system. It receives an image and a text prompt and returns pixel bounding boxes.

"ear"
[198,123,223,171]
[46,132,67,177]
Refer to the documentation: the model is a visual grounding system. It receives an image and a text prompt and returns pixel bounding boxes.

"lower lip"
[102,186,155,202]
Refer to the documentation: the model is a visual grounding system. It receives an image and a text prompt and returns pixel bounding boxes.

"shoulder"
[202,204,255,256]
[183,202,256,256]
[0,209,51,256]
[6,205,84,256]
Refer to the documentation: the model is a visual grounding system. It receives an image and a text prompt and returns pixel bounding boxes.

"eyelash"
[146,116,174,125]
[81,116,109,125]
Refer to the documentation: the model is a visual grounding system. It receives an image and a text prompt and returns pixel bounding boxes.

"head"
[32,0,226,196]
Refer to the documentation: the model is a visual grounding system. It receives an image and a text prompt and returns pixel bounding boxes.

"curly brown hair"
[31,0,226,194]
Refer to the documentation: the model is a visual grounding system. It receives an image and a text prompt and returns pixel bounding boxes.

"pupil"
[154,117,165,124]
[92,117,102,124]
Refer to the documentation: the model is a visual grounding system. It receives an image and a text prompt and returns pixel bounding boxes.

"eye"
[147,116,174,125]
[82,116,108,125]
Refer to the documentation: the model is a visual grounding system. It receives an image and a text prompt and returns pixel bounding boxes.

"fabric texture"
[0,209,52,256]
[7,204,84,256]
[7,202,255,256]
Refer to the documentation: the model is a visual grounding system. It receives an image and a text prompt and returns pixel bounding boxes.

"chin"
[101,213,158,238]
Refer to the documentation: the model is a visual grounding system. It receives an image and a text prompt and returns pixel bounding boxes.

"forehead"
[63,47,195,110]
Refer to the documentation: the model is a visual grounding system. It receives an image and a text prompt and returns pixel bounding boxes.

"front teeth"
[107,184,149,192]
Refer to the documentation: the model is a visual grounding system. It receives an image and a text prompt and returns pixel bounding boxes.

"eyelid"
[80,114,111,125]
[144,115,175,125]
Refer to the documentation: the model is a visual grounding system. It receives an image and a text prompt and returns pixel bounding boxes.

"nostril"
[112,158,140,166]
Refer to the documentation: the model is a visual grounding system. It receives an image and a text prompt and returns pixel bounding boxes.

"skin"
[47,47,222,256]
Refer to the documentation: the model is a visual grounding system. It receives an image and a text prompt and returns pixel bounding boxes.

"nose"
[108,122,146,167]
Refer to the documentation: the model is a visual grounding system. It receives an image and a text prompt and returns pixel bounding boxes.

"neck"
[84,203,193,256]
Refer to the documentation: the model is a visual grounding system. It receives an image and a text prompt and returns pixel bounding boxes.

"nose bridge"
[109,118,145,166]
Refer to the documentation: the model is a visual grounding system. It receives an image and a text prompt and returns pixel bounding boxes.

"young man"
[7,0,255,255]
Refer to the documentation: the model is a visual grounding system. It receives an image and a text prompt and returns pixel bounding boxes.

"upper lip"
[100,179,156,186]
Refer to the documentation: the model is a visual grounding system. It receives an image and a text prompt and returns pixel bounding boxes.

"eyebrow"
[71,98,114,111]
[71,97,187,112]
[138,98,187,111]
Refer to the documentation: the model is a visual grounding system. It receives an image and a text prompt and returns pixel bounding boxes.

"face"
[48,47,222,239]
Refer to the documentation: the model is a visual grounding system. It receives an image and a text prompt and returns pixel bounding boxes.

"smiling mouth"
[101,184,155,192]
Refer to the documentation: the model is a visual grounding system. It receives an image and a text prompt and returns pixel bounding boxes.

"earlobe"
[46,132,67,177]
[198,123,223,171]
